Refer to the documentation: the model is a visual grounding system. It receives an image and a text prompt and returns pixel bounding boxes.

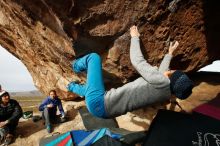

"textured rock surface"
[0,0,220,98]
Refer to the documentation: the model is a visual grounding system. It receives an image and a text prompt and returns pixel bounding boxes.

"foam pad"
[143,109,220,146]
[79,107,118,130]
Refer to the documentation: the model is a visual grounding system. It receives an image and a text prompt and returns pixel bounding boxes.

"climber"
[39,90,66,133]
[65,25,194,118]
[0,90,23,145]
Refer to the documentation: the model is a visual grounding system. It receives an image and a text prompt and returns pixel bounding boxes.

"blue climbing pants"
[67,53,107,118]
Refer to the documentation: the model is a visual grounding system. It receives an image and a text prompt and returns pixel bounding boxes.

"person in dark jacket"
[39,90,66,133]
[0,90,22,145]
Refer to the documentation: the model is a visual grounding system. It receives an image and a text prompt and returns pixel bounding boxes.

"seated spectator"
[39,90,66,133]
[0,90,23,145]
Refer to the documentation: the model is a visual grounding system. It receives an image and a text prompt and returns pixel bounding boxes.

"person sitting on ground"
[39,90,66,133]
[0,90,23,145]
[64,25,194,118]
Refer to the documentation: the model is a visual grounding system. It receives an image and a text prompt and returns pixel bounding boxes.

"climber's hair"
[49,90,57,96]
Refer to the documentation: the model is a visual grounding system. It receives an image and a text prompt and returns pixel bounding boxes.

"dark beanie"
[0,90,9,98]
[170,70,194,100]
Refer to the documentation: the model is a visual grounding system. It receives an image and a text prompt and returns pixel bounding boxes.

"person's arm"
[57,98,65,117]
[39,98,49,111]
[8,100,23,123]
[130,26,169,86]
[158,41,179,73]
[158,54,172,73]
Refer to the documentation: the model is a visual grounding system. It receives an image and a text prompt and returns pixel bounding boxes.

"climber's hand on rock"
[130,25,140,38]
[169,41,179,55]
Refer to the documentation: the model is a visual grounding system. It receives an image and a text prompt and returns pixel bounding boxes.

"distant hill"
[10,90,44,97]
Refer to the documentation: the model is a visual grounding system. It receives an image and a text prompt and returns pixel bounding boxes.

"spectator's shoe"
[60,117,67,123]
[46,125,52,133]
[2,134,13,146]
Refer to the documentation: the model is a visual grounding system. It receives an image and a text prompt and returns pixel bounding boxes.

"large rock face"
[0,0,220,99]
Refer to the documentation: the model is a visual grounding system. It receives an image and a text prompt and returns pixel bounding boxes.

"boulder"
[0,0,220,99]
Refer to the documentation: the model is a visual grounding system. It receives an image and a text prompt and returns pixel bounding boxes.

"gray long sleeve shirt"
[104,37,172,118]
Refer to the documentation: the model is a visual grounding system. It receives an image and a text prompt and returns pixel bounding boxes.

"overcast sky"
[0,46,37,91]
[199,60,220,72]
[0,46,219,91]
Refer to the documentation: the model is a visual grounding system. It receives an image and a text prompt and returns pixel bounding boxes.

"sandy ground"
[11,102,85,146]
